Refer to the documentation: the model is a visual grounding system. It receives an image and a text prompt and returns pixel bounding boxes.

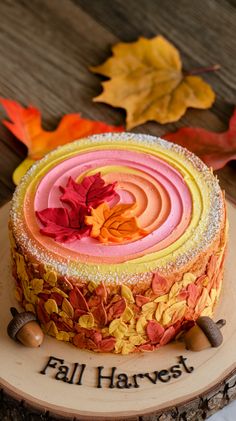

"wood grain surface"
[0,0,235,206]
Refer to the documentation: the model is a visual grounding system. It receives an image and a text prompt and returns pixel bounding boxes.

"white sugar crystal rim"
[10,133,224,284]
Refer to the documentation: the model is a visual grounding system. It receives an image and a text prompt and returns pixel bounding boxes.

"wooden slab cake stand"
[1,201,236,421]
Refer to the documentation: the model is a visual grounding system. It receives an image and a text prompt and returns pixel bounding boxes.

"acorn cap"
[7,307,36,340]
[196,316,226,347]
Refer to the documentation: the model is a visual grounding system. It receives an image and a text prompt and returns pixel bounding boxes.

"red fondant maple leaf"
[60,172,118,209]
[164,108,236,170]
[36,206,90,243]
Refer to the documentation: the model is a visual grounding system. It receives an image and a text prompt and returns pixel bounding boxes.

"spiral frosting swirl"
[10,133,224,284]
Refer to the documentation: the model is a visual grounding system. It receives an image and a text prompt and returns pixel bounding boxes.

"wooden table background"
[0,1,236,420]
[0,0,236,206]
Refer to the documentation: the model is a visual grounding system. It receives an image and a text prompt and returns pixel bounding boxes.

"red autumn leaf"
[187,284,200,308]
[135,294,150,307]
[60,173,119,210]
[151,273,171,296]
[107,298,126,320]
[92,303,108,326]
[36,300,50,324]
[146,320,165,344]
[87,295,101,308]
[177,288,189,301]
[95,281,108,303]
[160,326,176,346]
[0,98,124,160]
[69,287,89,312]
[73,308,87,321]
[36,206,90,243]
[207,255,218,279]
[73,333,87,349]
[90,331,102,345]
[163,108,236,170]
[98,337,116,352]
[50,292,64,306]
[138,343,155,352]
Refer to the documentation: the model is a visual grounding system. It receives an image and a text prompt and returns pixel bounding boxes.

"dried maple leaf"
[60,173,118,209]
[91,36,215,129]
[164,109,236,170]
[0,98,124,184]
[85,202,147,243]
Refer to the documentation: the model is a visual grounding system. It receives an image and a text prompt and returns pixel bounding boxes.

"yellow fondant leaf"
[51,287,68,297]
[62,297,74,318]
[136,315,148,334]
[44,299,58,315]
[79,313,94,329]
[168,282,183,299]
[31,278,44,294]
[15,253,29,283]
[25,303,36,314]
[154,294,169,303]
[121,284,135,303]
[182,273,196,287]
[142,302,157,320]
[121,306,134,322]
[155,302,167,322]
[129,334,146,346]
[44,320,58,337]
[44,271,57,286]
[162,301,186,326]
[109,318,128,338]
[56,331,71,341]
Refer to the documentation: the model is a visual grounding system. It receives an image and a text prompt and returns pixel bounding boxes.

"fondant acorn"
[7,307,44,347]
[184,317,226,351]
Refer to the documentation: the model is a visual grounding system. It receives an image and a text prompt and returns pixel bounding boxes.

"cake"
[9,133,228,354]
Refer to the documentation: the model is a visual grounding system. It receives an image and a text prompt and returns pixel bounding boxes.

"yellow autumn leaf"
[162,301,186,326]
[44,270,57,286]
[91,36,215,129]
[121,306,134,322]
[121,284,135,303]
[79,313,94,329]
[109,318,128,338]
[136,315,148,334]
[142,302,157,320]
[44,320,58,337]
[44,299,58,315]
[56,331,71,342]
[62,297,74,318]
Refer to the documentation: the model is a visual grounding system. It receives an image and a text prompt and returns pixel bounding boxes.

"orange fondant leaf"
[91,36,215,129]
[164,109,236,170]
[0,98,124,184]
[85,202,147,243]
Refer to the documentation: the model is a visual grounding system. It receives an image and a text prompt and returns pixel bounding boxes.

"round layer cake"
[9,133,228,354]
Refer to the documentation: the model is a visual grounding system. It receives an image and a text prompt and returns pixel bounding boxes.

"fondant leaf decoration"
[0,98,124,184]
[152,273,171,296]
[60,173,118,209]
[85,202,147,243]
[146,320,165,344]
[91,36,215,129]
[36,206,90,243]
[164,109,236,170]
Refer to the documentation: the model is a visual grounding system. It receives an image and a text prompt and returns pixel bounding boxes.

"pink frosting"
[26,149,192,263]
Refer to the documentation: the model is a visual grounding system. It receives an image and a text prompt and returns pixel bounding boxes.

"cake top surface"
[10,133,224,284]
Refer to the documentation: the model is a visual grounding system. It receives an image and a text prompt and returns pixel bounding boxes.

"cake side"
[8,133,228,354]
